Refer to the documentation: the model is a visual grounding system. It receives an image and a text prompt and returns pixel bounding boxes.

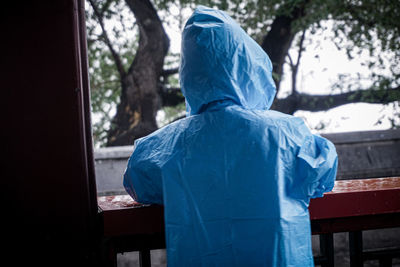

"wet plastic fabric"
[124,6,338,267]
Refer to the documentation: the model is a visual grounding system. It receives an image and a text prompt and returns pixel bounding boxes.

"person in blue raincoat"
[124,6,338,266]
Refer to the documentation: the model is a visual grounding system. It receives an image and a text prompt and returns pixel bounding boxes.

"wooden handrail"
[98,177,400,238]
[309,177,400,220]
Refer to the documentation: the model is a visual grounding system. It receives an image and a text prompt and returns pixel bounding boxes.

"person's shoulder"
[257,109,303,122]
[242,109,312,142]
[134,116,191,151]
[232,108,305,128]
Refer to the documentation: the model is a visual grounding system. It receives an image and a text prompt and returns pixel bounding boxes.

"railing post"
[379,257,392,267]
[100,238,117,267]
[349,231,363,267]
[320,233,334,267]
[139,250,151,267]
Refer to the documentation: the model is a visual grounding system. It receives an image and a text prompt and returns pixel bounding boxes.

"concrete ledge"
[94,145,134,160]
[322,129,400,144]
[94,146,134,195]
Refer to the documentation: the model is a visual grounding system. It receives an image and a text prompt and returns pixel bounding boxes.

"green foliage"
[88,47,120,145]
[86,0,138,147]
[155,0,283,42]
[326,0,400,99]
[156,0,400,93]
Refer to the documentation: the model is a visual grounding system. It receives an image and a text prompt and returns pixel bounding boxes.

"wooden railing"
[98,177,400,267]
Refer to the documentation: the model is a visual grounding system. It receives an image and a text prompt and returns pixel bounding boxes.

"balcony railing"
[98,177,400,267]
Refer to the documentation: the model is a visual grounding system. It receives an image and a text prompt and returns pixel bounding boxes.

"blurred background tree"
[86,0,400,147]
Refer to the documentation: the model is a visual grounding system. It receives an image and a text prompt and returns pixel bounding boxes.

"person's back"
[124,6,338,266]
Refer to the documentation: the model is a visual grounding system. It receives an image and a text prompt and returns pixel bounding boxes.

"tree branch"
[295,29,306,71]
[291,29,306,94]
[273,86,400,114]
[88,0,126,78]
[162,67,179,76]
[287,53,295,68]
[160,86,184,107]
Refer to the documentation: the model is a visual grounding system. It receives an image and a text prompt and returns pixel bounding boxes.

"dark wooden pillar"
[3,0,98,266]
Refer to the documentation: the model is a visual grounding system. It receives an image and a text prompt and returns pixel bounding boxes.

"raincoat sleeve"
[290,118,338,200]
[123,139,164,205]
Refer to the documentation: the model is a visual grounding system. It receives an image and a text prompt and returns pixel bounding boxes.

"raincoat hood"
[180,6,276,116]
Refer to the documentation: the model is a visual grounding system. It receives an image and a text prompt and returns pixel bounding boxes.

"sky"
[161,8,398,134]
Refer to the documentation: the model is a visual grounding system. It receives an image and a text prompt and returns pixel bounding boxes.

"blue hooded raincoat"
[124,6,338,266]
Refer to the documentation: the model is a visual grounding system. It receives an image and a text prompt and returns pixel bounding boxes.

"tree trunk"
[106,0,169,146]
[261,1,309,93]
